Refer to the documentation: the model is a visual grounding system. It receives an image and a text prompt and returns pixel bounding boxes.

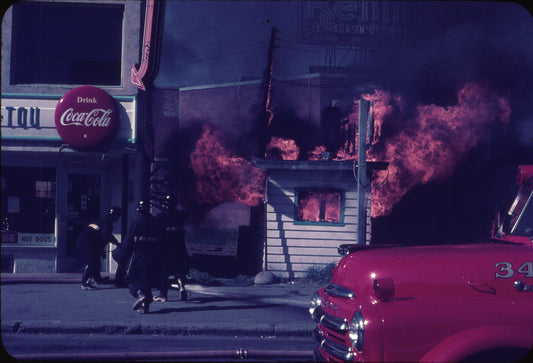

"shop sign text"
[1,232,55,246]
[54,86,119,150]
[3,106,40,128]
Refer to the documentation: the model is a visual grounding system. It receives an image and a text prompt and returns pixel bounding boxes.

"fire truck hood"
[331,243,532,300]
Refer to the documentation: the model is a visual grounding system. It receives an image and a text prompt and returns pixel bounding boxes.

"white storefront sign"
[1,95,137,144]
[18,233,56,246]
[1,232,56,246]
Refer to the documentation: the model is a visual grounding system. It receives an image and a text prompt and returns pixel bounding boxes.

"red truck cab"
[310,165,533,362]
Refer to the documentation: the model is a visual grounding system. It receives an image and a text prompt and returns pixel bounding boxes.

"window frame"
[10,1,125,86]
[293,188,345,226]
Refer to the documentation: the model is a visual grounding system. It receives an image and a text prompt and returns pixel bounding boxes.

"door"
[57,169,108,272]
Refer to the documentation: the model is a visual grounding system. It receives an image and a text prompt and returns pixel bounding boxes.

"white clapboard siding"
[264,167,371,279]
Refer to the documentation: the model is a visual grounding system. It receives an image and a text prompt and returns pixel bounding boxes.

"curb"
[2,320,315,337]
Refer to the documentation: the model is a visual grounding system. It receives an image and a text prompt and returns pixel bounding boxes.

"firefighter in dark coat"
[74,207,121,290]
[154,195,190,302]
[123,200,163,314]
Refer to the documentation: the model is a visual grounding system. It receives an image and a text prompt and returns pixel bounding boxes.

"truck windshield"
[506,177,533,237]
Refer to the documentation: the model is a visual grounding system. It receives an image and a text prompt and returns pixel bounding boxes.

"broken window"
[296,189,343,224]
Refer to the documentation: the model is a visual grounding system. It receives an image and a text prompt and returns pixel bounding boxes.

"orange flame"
[308,145,328,160]
[190,124,265,207]
[265,136,300,160]
[334,89,397,160]
[369,82,511,217]
[298,191,341,223]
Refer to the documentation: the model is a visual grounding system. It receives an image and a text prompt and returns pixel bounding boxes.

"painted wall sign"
[1,95,137,145]
[54,86,119,150]
[297,1,414,46]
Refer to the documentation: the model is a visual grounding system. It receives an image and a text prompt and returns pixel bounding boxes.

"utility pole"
[258,27,277,280]
[357,99,372,245]
[259,26,277,158]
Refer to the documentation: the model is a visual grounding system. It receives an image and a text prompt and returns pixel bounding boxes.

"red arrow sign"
[131,0,155,90]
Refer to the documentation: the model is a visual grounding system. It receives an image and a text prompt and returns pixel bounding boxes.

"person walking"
[123,200,163,314]
[154,195,190,302]
[73,207,121,290]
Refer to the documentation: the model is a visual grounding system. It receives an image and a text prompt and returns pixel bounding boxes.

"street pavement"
[1,273,320,338]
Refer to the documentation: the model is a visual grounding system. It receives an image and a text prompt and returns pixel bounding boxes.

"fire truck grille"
[312,305,352,361]
[314,327,352,362]
[312,305,349,334]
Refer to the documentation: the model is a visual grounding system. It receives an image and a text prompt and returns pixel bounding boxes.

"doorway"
[57,169,108,272]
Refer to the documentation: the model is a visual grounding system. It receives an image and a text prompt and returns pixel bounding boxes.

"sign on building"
[297,1,414,46]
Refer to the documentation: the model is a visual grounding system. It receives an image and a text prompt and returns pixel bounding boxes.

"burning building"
[151,71,518,278]
[151,73,388,278]
[147,1,531,278]
[257,159,386,278]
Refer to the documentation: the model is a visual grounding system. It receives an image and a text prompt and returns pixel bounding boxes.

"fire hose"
[13,348,313,361]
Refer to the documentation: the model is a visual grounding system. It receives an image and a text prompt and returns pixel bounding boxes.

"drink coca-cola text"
[55,86,119,150]
[59,108,113,127]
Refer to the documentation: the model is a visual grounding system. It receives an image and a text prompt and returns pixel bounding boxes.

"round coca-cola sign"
[55,86,119,150]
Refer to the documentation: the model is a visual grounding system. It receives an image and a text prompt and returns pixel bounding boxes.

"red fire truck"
[310,165,533,362]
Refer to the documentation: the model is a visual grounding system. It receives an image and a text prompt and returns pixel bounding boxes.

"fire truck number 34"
[495,262,533,278]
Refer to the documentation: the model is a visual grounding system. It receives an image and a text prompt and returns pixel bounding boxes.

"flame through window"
[296,190,342,224]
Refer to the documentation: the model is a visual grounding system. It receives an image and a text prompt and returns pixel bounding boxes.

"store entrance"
[58,169,107,273]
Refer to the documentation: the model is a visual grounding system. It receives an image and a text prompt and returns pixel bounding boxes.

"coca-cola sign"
[55,86,119,150]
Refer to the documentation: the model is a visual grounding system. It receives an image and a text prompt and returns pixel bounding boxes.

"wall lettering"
[3,106,40,129]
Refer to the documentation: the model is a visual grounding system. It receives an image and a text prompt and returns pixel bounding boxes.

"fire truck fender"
[419,325,533,363]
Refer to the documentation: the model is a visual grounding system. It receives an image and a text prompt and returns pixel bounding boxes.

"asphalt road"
[3,334,314,361]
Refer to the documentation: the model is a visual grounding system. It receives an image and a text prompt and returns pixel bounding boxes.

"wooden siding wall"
[265,169,371,278]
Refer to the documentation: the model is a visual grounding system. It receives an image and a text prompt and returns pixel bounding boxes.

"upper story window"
[11,1,124,86]
[295,189,344,225]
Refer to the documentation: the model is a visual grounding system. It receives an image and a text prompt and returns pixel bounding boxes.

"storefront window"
[296,189,344,224]
[1,167,56,245]
[10,2,124,85]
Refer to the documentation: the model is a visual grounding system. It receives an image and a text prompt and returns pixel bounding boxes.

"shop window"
[10,2,123,85]
[1,167,56,238]
[35,181,54,199]
[295,189,344,225]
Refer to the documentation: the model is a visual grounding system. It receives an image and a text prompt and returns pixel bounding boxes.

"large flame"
[261,83,510,219]
[369,82,511,217]
[190,124,265,207]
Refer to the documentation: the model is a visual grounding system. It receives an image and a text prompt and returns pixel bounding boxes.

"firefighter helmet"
[136,200,150,215]
[162,195,176,210]
[109,207,122,216]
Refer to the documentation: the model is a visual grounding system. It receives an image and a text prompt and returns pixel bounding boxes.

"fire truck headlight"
[309,291,322,317]
[348,310,364,352]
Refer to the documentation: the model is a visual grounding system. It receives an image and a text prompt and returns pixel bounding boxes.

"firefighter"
[123,200,163,314]
[154,195,190,302]
[74,207,121,290]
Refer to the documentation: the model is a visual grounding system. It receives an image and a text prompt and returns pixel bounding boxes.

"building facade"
[1,0,147,273]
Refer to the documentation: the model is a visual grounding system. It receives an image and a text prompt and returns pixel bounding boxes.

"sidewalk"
[1,273,319,337]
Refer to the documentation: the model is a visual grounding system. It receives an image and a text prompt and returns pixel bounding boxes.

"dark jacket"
[123,213,163,288]
[73,214,119,263]
[157,209,189,275]
[73,225,103,265]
